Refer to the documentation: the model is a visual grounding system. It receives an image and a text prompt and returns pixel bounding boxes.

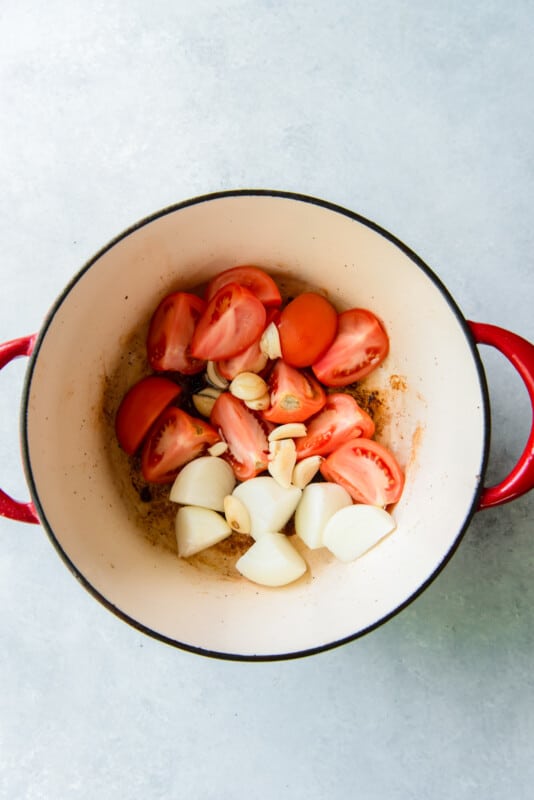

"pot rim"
[19,188,491,661]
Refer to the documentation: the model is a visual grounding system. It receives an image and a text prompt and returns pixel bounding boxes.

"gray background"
[1,2,533,798]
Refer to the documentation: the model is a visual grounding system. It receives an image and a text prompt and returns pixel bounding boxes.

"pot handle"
[0,334,40,524]
[469,321,534,510]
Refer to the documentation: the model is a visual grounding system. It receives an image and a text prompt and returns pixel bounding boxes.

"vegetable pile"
[115,265,404,587]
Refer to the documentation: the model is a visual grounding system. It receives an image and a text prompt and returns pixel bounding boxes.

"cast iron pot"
[1,191,533,660]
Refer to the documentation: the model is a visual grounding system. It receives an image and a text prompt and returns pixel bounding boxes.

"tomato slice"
[295,393,375,460]
[115,376,181,455]
[320,438,404,506]
[205,265,282,308]
[190,282,267,362]
[216,339,268,381]
[312,308,389,387]
[146,292,207,374]
[210,392,270,481]
[262,360,326,424]
[277,292,338,367]
[141,407,220,483]
[216,308,279,380]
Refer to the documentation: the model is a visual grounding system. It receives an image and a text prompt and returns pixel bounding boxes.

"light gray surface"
[1,2,533,798]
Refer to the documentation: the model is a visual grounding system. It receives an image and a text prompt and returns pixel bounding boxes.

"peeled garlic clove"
[291,455,323,489]
[193,388,221,417]
[260,322,282,359]
[232,477,302,539]
[208,441,228,456]
[176,506,232,558]
[206,360,229,389]
[236,532,307,587]
[229,371,268,402]
[268,423,307,442]
[169,456,236,511]
[268,438,297,489]
[323,505,396,563]
[294,482,353,549]
[223,494,251,534]
[245,392,270,411]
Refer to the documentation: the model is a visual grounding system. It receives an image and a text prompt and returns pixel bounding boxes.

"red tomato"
[277,292,338,367]
[295,393,375,460]
[320,438,404,506]
[190,283,266,361]
[115,376,181,455]
[216,308,279,380]
[147,292,206,374]
[205,265,282,308]
[216,340,268,381]
[210,393,270,481]
[312,308,389,387]
[141,407,220,483]
[262,360,326,424]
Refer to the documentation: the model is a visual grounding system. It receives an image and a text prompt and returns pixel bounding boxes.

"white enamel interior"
[24,194,487,658]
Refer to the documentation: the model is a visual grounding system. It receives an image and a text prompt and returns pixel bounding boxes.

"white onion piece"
[323,505,396,563]
[232,477,302,539]
[236,533,307,587]
[294,482,353,549]
[176,506,232,558]
[169,456,236,511]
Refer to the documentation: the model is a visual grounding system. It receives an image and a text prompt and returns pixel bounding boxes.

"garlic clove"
[229,371,268,402]
[260,322,282,359]
[193,387,221,417]
[268,438,297,489]
[268,423,307,442]
[291,455,323,489]
[208,441,229,457]
[206,360,229,389]
[245,392,271,411]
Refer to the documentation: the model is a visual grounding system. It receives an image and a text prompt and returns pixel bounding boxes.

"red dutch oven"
[1,191,533,660]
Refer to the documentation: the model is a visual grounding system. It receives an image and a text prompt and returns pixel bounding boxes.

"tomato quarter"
[210,392,271,481]
[312,308,389,386]
[147,292,206,374]
[141,407,220,483]
[115,376,182,455]
[277,292,338,367]
[295,393,375,460]
[262,360,326,424]
[205,265,282,308]
[320,438,404,506]
[216,307,278,380]
[190,282,266,362]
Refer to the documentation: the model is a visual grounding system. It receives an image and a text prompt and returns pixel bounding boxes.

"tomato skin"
[147,292,207,374]
[295,393,375,460]
[210,393,270,481]
[320,438,404,506]
[312,308,389,387]
[190,282,267,361]
[216,307,278,380]
[262,360,326,424]
[205,265,282,308]
[216,340,268,381]
[277,292,338,367]
[141,407,220,483]
[115,376,181,455]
